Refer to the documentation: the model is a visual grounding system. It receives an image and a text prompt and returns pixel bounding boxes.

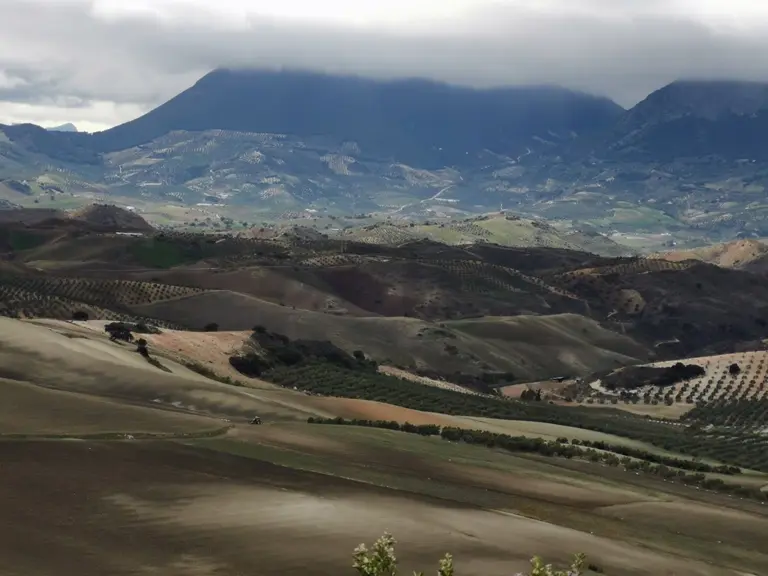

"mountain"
[596,80,768,161]
[87,68,624,168]
[48,123,78,133]
[6,74,768,245]
[0,122,98,164]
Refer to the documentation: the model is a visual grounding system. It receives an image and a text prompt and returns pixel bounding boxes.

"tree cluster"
[603,363,705,391]
[229,328,378,377]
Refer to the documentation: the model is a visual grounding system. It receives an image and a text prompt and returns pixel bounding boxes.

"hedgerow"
[310,418,767,502]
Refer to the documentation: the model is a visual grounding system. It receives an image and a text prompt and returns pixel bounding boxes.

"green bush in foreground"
[353,533,585,576]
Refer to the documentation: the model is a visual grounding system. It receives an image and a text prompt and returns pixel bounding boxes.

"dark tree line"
[307,418,765,501]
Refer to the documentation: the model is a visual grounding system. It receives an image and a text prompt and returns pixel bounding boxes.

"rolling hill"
[342,213,632,256]
[651,239,768,273]
[3,314,767,576]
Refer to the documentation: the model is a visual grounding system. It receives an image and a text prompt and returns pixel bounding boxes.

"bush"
[136,338,149,357]
[133,322,160,334]
[105,321,133,342]
[203,322,219,332]
[72,310,89,321]
[353,533,585,576]
[230,352,271,377]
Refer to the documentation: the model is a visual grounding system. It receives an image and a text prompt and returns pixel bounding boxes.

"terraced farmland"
[0,285,185,328]
[589,351,768,409]
[0,275,205,308]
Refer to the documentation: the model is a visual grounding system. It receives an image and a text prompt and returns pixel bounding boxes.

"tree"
[105,322,133,342]
[353,350,366,361]
[136,338,149,357]
[352,533,585,576]
[203,322,219,332]
[72,310,89,321]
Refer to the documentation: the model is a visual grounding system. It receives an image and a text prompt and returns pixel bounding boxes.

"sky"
[2,0,768,132]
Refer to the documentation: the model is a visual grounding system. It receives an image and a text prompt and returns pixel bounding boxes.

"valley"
[1,205,768,575]
[5,67,768,576]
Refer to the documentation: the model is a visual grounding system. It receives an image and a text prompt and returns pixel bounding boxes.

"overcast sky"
[2,0,768,132]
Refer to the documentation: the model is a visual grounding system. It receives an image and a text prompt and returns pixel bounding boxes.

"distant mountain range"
[48,123,78,133]
[593,80,768,161]
[3,71,768,241]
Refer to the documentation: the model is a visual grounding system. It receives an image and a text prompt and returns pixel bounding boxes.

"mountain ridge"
[4,72,768,243]
[87,68,624,168]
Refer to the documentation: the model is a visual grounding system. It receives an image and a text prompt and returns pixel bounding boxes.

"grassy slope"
[0,377,220,436]
[3,315,767,574]
[195,422,768,575]
[445,314,649,379]
[135,293,647,380]
[0,317,329,423]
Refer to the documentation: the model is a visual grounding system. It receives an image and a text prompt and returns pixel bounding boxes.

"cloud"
[2,0,768,130]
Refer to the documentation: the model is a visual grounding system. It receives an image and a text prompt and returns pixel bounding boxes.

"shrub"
[105,322,133,342]
[352,533,585,576]
[203,322,219,332]
[230,352,271,377]
[136,338,149,357]
[72,310,89,321]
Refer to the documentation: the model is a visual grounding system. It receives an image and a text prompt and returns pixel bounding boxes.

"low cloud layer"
[2,0,768,131]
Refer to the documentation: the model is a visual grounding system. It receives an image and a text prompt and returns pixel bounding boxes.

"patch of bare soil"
[143,329,273,385]
[306,396,458,426]
[500,380,573,399]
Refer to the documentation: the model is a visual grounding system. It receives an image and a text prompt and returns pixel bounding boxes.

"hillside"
[3,218,768,362]
[70,203,153,232]
[342,213,631,256]
[136,293,647,380]
[582,349,768,423]
[652,239,768,272]
[3,314,767,576]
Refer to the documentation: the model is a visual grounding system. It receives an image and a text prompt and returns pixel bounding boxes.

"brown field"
[0,436,762,576]
[0,317,326,423]
[500,380,573,398]
[1,319,628,439]
[135,292,646,380]
[128,265,375,316]
[1,314,767,575]
[143,328,267,384]
[0,377,220,436]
